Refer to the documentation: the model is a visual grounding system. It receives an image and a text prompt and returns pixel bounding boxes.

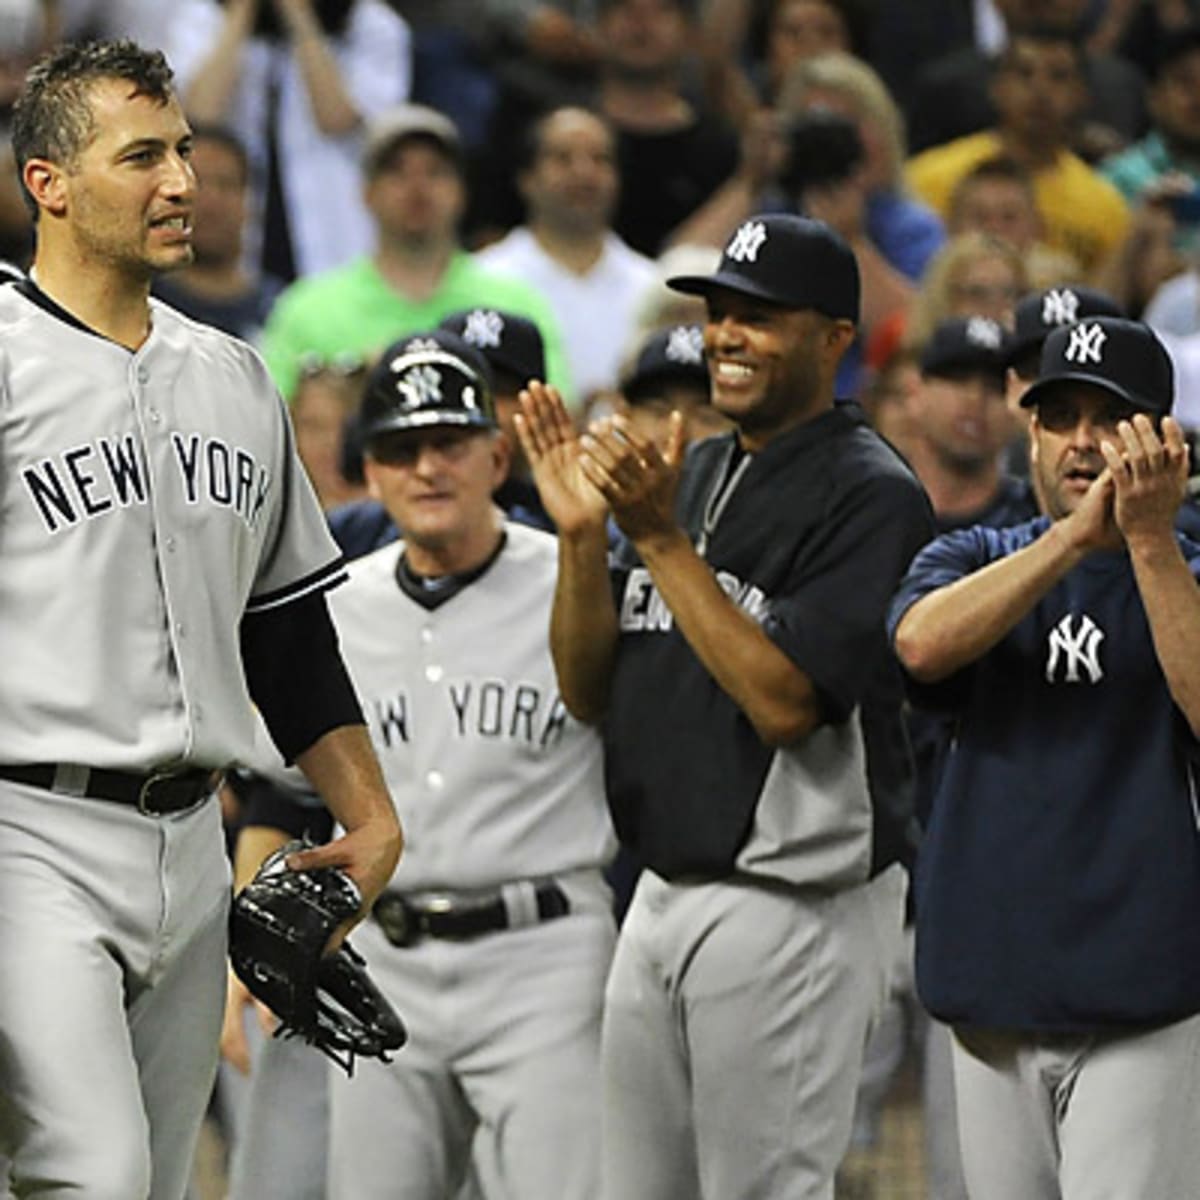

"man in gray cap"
[517,213,934,1198]
[889,316,1200,1199]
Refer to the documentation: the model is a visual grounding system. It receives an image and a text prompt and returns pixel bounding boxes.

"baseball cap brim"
[666,270,793,306]
[1019,371,1151,411]
[364,409,492,440]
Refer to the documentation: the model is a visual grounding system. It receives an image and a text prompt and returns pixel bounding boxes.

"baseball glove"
[229,838,408,1076]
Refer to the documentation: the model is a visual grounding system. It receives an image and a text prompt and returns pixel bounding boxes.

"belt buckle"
[137,768,186,815]
[375,894,417,948]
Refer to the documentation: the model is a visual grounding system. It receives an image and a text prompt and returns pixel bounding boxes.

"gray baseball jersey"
[324,522,616,1199]
[0,285,342,769]
[329,523,613,891]
[0,283,344,1200]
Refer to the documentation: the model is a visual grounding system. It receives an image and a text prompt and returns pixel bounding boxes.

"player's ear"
[363,455,386,502]
[23,158,66,218]
[490,429,513,484]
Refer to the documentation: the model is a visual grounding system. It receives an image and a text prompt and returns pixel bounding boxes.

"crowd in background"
[3,2,1200,1197]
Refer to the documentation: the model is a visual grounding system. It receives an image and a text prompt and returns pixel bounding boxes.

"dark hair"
[997,26,1086,77]
[767,0,877,62]
[517,104,614,174]
[12,39,176,219]
[187,121,250,184]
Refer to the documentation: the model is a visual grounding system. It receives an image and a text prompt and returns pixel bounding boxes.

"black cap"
[1020,317,1174,415]
[920,316,1010,378]
[1008,285,1124,365]
[667,214,859,322]
[360,330,496,442]
[622,324,710,402]
[438,308,546,385]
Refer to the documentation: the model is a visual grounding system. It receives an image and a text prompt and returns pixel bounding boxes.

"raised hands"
[1101,414,1190,547]
[579,411,687,544]
[515,382,609,536]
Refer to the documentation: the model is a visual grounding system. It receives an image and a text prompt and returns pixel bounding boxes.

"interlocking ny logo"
[1042,288,1079,326]
[1045,613,1105,684]
[966,316,1003,349]
[666,325,704,364]
[397,364,442,407]
[463,309,503,350]
[726,220,767,263]
[1064,322,1106,366]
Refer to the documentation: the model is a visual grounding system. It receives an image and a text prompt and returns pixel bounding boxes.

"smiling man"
[889,317,1200,1198]
[516,212,933,1199]
[0,39,402,1200]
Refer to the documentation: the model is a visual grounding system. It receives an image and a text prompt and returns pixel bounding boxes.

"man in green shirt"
[262,104,572,403]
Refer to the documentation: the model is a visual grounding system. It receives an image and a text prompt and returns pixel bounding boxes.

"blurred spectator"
[168,0,411,283]
[1101,24,1200,204]
[261,104,570,402]
[696,0,874,125]
[906,0,1145,160]
[0,0,54,268]
[902,231,1027,352]
[289,358,369,510]
[778,52,944,280]
[152,124,283,342]
[472,0,740,257]
[906,28,1131,276]
[595,0,740,256]
[946,155,1083,288]
[476,106,656,405]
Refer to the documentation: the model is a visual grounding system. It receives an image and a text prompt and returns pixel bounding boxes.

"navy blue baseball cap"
[1007,285,1124,366]
[1020,317,1174,416]
[622,324,710,401]
[439,308,546,385]
[667,214,860,323]
[921,316,1011,379]
[360,329,496,442]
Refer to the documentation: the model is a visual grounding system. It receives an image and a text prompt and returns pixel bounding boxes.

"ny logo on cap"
[397,364,442,406]
[1064,322,1106,366]
[966,316,1003,349]
[463,309,503,350]
[726,220,767,263]
[666,326,704,364]
[1042,288,1079,327]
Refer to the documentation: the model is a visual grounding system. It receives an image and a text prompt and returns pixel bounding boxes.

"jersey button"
[425,770,444,791]
[420,627,434,645]
[424,664,443,683]
[147,408,162,424]
[137,367,150,385]
[164,536,176,552]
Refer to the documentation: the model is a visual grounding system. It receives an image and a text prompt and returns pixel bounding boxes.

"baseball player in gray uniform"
[323,331,616,1199]
[0,40,401,1200]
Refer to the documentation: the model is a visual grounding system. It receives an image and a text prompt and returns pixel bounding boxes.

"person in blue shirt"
[888,315,1200,1200]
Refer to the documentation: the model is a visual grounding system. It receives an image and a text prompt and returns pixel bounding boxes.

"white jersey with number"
[329,523,615,893]
[0,284,343,770]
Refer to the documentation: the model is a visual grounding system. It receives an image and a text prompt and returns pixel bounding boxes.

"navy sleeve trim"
[245,556,348,614]
[240,591,364,762]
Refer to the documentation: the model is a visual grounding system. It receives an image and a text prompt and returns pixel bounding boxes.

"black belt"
[373,882,570,948]
[0,763,218,815]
